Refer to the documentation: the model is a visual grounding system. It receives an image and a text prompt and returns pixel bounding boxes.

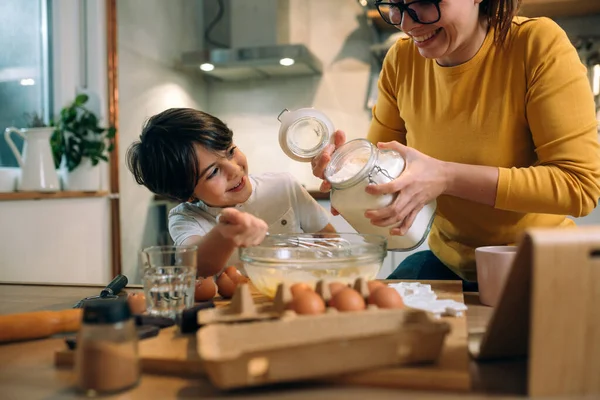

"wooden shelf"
[520,0,600,18]
[0,191,110,201]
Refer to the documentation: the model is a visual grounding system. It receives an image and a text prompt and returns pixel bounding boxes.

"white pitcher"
[4,127,60,192]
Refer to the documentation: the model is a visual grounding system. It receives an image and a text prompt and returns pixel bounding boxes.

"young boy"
[126,108,335,277]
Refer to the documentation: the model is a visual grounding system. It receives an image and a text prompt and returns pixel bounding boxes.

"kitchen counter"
[0,282,531,399]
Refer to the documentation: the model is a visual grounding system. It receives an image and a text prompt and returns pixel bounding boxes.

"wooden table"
[0,282,528,399]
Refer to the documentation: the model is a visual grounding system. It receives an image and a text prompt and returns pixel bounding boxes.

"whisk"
[216,213,352,257]
[273,234,352,257]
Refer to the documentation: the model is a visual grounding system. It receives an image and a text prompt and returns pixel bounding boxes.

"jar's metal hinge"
[368,165,393,185]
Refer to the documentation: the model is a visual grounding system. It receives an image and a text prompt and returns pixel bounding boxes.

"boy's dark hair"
[126,108,233,202]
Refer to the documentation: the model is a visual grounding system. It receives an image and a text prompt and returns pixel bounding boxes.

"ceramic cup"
[475,245,517,307]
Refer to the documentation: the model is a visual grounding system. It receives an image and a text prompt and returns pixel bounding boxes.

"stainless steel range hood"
[182,0,322,82]
[182,44,322,81]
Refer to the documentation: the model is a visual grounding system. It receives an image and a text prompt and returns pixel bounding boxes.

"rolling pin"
[0,309,82,343]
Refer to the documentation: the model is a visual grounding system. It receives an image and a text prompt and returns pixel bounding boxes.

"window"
[0,0,51,167]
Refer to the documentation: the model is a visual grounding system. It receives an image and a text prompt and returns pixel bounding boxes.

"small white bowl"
[0,167,20,192]
[475,245,517,307]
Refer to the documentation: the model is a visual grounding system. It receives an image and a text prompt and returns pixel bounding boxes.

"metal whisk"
[216,213,353,257]
[270,234,353,258]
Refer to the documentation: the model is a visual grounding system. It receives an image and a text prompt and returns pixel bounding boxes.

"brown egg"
[216,273,237,299]
[369,287,405,309]
[224,266,250,284]
[127,292,147,314]
[194,277,217,302]
[367,280,385,294]
[328,282,347,297]
[290,282,313,297]
[291,290,326,315]
[331,288,366,312]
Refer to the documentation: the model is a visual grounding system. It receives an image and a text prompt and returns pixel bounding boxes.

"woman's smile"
[411,27,443,47]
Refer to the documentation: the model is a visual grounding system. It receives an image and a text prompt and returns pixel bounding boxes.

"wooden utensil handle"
[0,309,82,343]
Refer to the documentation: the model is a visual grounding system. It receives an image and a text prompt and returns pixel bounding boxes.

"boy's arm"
[181,228,236,277]
[181,208,268,277]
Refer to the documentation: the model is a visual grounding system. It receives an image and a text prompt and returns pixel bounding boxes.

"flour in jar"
[328,158,369,183]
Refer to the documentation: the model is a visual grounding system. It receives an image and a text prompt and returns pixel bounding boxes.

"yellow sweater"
[367,17,600,281]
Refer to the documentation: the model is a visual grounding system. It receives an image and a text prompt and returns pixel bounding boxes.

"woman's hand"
[311,130,347,192]
[364,141,447,235]
[311,130,346,215]
[215,208,268,247]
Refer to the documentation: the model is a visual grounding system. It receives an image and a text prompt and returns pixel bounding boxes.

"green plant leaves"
[74,93,89,106]
[51,94,116,171]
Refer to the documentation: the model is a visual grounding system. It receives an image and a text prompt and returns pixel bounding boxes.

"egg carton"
[196,279,451,390]
[197,277,381,325]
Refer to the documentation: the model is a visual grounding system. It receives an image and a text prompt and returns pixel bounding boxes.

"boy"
[126,108,335,277]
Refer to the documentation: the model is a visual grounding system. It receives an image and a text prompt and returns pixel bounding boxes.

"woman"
[312,0,600,289]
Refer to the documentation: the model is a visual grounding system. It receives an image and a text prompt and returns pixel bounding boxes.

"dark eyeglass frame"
[374,0,442,26]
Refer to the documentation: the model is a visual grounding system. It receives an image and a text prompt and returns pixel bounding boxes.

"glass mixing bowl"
[239,233,387,298]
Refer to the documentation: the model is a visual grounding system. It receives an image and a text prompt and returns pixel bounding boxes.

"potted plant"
[51,94,116,191]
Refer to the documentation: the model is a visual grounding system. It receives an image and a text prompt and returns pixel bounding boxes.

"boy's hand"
[215,208,268,247]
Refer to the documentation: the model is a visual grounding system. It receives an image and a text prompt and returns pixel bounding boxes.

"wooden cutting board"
[54,280,470,392]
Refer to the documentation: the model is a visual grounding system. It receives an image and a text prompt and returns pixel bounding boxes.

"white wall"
[117,0,208,283]
[0,199,111,283]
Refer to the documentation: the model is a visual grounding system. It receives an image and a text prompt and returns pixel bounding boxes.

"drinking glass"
[141,245,197,319]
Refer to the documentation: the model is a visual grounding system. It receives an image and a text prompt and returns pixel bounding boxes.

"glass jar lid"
[278,108,334,162]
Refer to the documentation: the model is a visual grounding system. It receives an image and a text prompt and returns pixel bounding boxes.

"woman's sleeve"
[367,41,408,145]
[496,18,600,217]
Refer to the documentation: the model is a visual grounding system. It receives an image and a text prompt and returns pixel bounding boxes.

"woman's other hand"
[364,141,446,235]
[311,130,346,191]
[311,130,346,215]
[216,208,268,247]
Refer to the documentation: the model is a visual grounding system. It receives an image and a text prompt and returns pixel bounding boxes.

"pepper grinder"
[75,298,140,396]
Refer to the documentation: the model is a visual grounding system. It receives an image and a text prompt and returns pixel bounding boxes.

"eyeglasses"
[375,0,442,26]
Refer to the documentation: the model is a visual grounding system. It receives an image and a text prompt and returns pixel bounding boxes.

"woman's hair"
[126,108,233,202]
[480,0,522,45]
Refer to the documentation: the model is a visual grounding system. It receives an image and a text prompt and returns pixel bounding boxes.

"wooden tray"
[55,280,471,392]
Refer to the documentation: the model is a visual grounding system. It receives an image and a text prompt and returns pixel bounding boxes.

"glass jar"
[324,139,435,251]
[75,299,140,396]
[278,108,435,251]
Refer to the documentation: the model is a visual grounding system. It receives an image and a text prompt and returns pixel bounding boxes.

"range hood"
[182,0,322,81]
[182,44,321,81]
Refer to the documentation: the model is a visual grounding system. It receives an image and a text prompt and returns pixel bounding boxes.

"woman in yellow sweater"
[313,0,600,290]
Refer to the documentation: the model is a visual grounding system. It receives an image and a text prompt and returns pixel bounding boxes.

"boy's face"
[190,143,252,207]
